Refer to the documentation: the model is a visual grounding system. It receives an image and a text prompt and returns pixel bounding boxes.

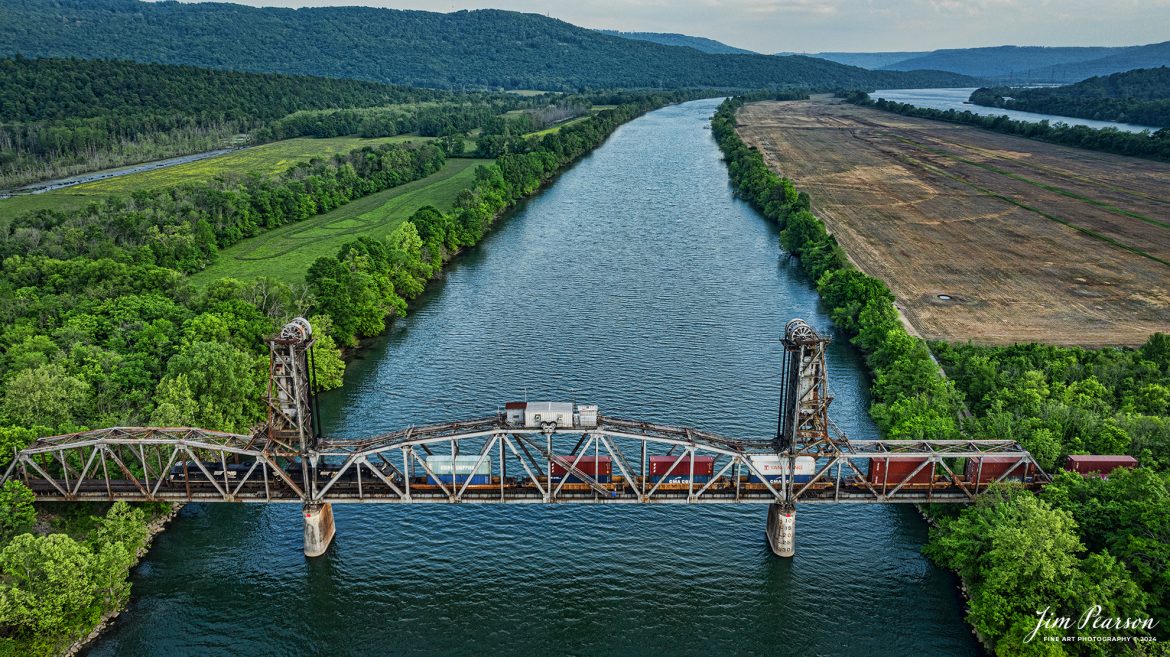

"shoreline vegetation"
[0,89,708,656]
[714,96,1170,656]
[844,91,1170,162]
[967,67,1170,130]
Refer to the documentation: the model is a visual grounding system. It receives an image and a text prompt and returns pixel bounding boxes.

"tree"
[0,364,90,430]
[0,481,36,542]
[925,491,1084,655]
[0,533,101,652]
[156,341,265,433]
[91,502,148,558]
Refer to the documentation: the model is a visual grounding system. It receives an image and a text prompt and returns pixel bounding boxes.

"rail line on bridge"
[0,318,1049,557]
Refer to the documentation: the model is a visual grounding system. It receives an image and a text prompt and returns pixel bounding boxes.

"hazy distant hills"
[882,46,1124,78]
[600,30,757,55]
[0,0,974,91]
[969,67,1170,127]
[797,43,1170,83]
[778,52,927,70]
[1016,42,1170,83]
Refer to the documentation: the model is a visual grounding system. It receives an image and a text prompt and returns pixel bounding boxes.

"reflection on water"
[874,87,1159,133]
[85,99,981,657]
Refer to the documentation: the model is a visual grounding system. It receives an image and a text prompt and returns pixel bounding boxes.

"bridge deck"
[5,419,1048,506]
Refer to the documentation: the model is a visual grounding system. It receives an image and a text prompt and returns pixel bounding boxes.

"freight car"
[167,460,254,481]
[748,455,816,483]
[424,455,491,485]
[549,455,612,483]
[1062,454,1138,478]
[867,457,934,487]
[648,455,715,483]
[504,401,599,431]
[965,455,1037,484]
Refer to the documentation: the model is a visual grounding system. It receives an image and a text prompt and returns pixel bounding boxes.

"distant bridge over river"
[1,318,1049,557]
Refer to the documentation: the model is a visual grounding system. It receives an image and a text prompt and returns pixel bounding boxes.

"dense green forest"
[0,89,695,655]
[846,92,1170,161]
[0,0,974,91]
[970,67,1170,128]
[713,97,1169,655]
[0,57,531,189]
[598,30,756,55]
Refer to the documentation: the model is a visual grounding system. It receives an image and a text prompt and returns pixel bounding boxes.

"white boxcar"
[748,455,816,483]
[504,401,600,429]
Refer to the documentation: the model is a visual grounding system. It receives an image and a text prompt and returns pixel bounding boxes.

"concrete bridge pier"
[766,502,796,557]
[303,502,336,557]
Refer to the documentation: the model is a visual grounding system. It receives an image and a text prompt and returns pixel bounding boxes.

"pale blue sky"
[178,0,1170,53]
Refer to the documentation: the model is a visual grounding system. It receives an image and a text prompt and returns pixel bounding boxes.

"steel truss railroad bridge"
[1,318,1050,557]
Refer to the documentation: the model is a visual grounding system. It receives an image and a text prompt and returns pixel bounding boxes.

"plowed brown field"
[736,97,1170,346]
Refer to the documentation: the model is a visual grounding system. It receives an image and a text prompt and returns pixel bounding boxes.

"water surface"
[874,87,1159,133]
[85,98,979,657]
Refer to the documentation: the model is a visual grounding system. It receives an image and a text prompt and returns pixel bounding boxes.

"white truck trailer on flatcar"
[504,401,599,430]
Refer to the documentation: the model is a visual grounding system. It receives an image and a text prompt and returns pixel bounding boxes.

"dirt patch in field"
[737,97,1170,346]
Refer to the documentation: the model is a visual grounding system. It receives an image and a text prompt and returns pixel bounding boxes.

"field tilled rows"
[736,98,1170,346]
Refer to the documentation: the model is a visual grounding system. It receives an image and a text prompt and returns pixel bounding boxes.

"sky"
[180,0,1170,53]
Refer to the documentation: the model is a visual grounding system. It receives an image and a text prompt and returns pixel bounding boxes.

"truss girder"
[0,419,1050,505]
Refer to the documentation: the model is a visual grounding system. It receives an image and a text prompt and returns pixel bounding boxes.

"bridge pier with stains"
[0,318,1051,559]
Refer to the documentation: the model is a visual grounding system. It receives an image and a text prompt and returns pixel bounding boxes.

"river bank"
[84,97,979,657]
[51,503,184,657]
[60,96,693,656]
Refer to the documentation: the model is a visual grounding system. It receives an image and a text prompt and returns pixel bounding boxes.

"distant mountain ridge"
[799,43,1170,83]
[969,67,1170,128]
[600,30,756,55]
[1016,42,1170,83]
[0,0,974,91]
[778,51,926,70]
[882,45,1125,78]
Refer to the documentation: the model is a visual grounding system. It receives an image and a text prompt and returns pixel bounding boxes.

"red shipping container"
[1063,455,1138,478]
[550,455,612,480]
[965,456,1035,483]
[867,457,933,486]
[648,455,715,477]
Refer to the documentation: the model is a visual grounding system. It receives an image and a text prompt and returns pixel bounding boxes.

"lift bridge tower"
[266,318,332,556]
[768,318,834,557]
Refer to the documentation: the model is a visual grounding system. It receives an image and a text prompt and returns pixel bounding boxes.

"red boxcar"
[965,456,1036,484]
[867,457,934,486]
[549,455,612,483]
[648,455,715,482]
[1063,455,1138,478]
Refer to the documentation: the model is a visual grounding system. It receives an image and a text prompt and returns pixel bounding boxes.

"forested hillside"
[599,30,756,55]
[970,67,1170,127]
[1019,41,1170,83]
[0,0,973,91]
[0,57,532,189]
[807,43,1170,82]
[0,88,699,654]
[883,45,1126,78]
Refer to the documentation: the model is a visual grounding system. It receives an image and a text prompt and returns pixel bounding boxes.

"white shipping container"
[425,455,492,476]
[748,455,816,481]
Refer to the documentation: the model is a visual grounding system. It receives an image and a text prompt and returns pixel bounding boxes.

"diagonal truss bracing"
[1,418,1051,505]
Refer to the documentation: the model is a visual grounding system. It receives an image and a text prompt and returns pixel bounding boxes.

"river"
[84,98,980,657]
[874,87,1160,133]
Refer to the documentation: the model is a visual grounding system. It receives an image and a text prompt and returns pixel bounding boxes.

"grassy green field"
[189,158,490,287]
[0,135,431,216]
